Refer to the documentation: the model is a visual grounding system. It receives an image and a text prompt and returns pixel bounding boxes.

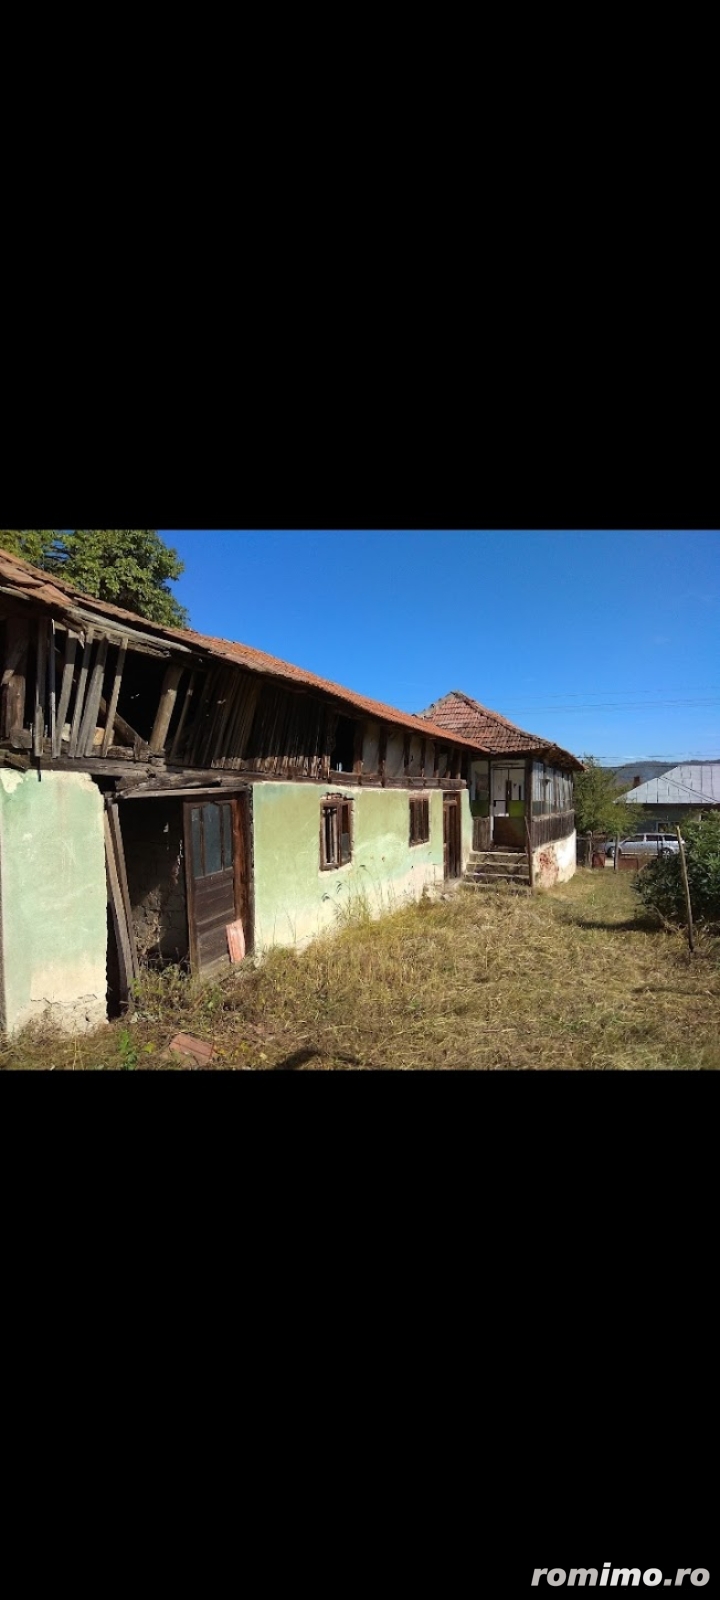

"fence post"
[525,814,535,893]
[676,827,695,953]
[614,834,619,872]
[586,830,592,869]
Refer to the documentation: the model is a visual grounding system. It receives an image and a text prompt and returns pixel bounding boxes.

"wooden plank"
[48,621,57,755]
[53,631,78,756]
[169,669,196,761]
[104,810,135,1005]
[33,618,48,757]
[676,827,695,953]
[378,725,387,788]
[149,662,185,755]
[68,630,94,757]
[98,695,143,751]
[101,637,128,756]
[78,636,108,757]
[1,617,28,739]
[183,800,200,973]
[105,803,140,982]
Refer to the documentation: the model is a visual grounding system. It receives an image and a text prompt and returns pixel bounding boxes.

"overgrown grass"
[3,870,719,1069]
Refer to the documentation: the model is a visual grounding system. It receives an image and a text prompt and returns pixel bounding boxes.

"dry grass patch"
[2,869,719,1069]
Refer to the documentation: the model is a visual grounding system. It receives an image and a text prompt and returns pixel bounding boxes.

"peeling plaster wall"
[0,771,107,1036]
[252,783,471,952]
[532,830,576,888]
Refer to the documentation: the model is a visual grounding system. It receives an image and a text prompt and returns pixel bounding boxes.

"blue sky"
[162,530,720,767]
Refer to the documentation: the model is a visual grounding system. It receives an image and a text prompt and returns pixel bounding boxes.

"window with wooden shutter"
[409,796,430,846]
[320,797,353,869]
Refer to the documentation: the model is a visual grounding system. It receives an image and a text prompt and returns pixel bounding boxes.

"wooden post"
[613,834,619,872]
[33,618,48,757]
[78,637,108,756]
[378,725,387,788]
[676,827,695,953]
[586,830,592,869]
[53,630,78,757]
[48,621,56,756]
[149,662,184,755]
[101,636,128,756]
[525,812,536,893]
[68,630,94,757]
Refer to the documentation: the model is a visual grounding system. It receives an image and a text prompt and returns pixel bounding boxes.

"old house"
[420,691,581,888]
[0,549,500,1036]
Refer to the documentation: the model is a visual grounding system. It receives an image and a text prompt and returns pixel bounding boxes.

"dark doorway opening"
[331,716,356,774]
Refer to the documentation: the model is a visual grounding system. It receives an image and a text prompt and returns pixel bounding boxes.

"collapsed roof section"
[0,549,492,757]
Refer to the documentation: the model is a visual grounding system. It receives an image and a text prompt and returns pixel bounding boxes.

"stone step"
[462,879,532,895]
[464,873,530,887]
[467,860,529,877]
[469,850,526,865]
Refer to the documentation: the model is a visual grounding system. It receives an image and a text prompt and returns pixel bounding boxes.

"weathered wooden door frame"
[182,789,253,975]
[443,792,461,880]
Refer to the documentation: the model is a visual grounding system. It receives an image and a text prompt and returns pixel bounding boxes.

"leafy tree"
[0,530,65,570]
[634,812,720,927]
[0,528,188,627]
[573,755,645,841]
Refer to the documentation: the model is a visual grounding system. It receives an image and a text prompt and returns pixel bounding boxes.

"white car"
[606,832,680,860]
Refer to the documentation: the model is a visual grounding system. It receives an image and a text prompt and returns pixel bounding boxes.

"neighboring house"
[609,761,671,792]
[0,548,500,1036]
[420,691,582,887]
[618,762,720,825]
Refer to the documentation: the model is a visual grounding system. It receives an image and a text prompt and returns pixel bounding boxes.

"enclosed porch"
[469,757,575,855]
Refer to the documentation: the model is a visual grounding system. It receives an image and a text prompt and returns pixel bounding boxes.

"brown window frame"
[320,796,353,871]
[409,796,430,846]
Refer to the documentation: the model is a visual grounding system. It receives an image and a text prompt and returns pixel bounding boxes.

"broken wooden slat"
[98,695,143,751]
[48,620,57,755]
[78,636,108,757]
[33,618,48,757]
[104,810,135,1005]
[101,636,128,757]
[169,669,196,761]
[53,630,78,757]
[68,629,94,758]
[105,803,140,983]
[149,662,185,755]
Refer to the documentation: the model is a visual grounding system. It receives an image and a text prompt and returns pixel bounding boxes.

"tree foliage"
[0,529,188,627]
[573,755,644,838]
[634,812,720,927]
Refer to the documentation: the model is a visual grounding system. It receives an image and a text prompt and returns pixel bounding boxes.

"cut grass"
[2,870,719,1070]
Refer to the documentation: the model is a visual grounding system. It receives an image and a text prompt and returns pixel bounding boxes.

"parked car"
[606,831,680,860]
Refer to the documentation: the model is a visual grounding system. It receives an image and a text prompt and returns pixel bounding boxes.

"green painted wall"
[0,771,107,1035]
[252,783,472,951]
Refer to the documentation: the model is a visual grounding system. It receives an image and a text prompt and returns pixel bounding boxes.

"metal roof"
[622,763,720,806]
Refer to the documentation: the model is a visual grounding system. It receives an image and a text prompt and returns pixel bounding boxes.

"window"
[409,796,430,846]
[190,801,234,878]
[320,797,353,870]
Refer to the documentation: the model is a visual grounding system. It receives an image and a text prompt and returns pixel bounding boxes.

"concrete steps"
[463,848,531,893]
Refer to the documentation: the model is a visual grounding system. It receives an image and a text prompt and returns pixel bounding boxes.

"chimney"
[632,775,641,788]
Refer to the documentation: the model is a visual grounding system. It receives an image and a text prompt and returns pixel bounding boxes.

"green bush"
[634,814,720,926]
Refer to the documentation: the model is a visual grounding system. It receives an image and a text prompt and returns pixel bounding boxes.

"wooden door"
[443,794,461,879]
[183,795,251,976]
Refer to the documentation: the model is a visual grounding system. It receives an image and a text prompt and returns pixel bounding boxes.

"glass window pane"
[203,804,222,876]
[191,808,203,877]
[221,804,233,869]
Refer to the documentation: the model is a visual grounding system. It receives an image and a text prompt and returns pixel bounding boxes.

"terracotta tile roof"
[419,690,582,770]
[0,548,491,754]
